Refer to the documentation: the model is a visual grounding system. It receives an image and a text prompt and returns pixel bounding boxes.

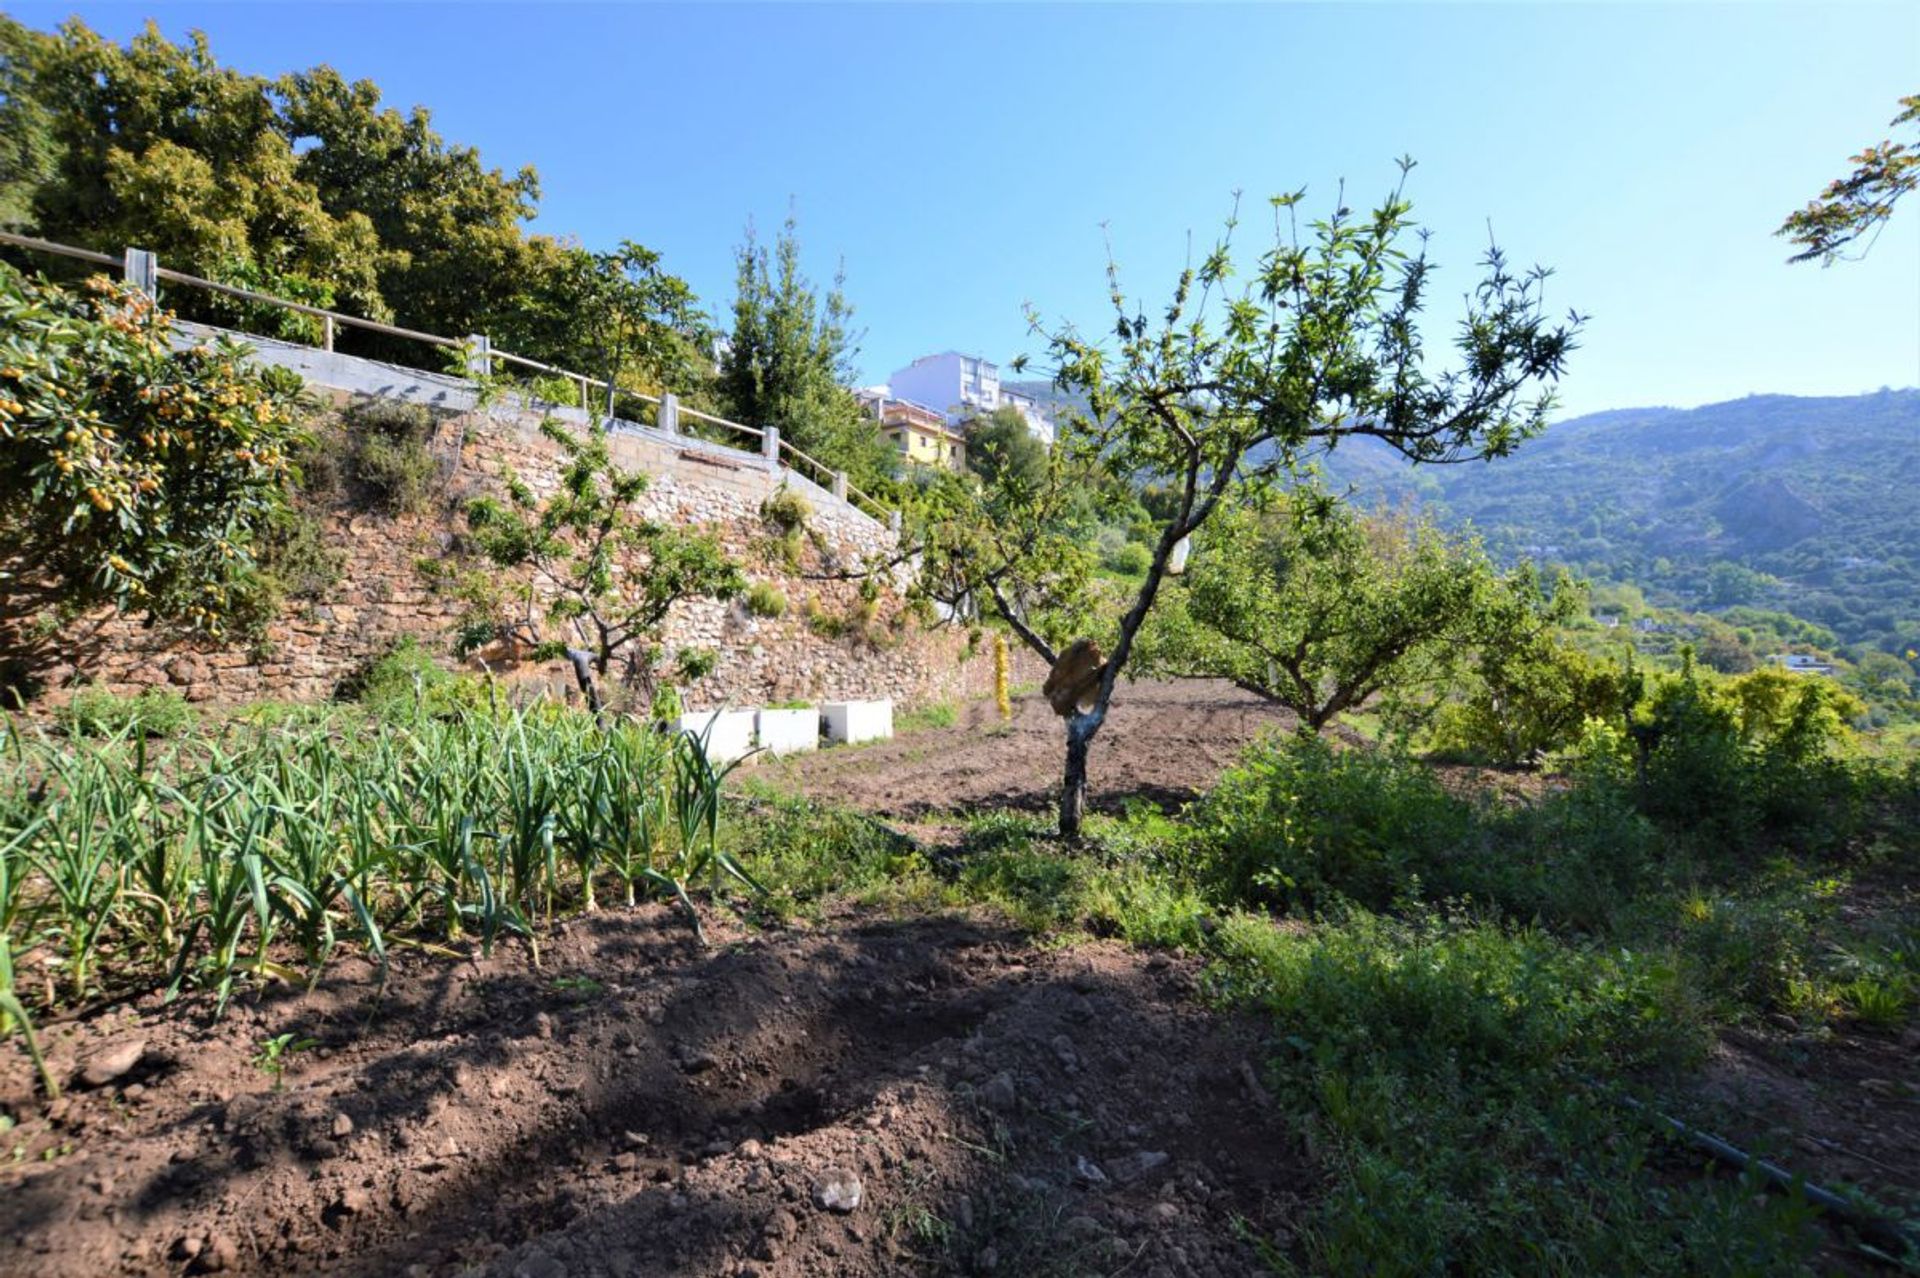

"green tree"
[965,404,1048,490]
[1135,490,1498,733]
[980,162,1582,834]
[718,215,893,491]
[0,264,305,642]
[462,420,744,712]
[1779,93,1919,265]
[0,17,705,384]
[1428,570,1620,766]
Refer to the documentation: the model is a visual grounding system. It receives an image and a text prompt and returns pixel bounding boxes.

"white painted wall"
[677,709,757,761]
[756,707,820,755]
[823,699,894,745]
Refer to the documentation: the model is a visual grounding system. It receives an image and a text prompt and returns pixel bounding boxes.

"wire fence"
[0,229,895,524]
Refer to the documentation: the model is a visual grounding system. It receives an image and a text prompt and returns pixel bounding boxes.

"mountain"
[1320,390,1920,654]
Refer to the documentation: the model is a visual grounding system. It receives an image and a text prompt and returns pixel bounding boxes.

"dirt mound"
[758,678,1297,818]
[0,908,1306,1276]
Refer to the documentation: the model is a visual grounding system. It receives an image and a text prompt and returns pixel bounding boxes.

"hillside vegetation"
[1328,389,1920,655]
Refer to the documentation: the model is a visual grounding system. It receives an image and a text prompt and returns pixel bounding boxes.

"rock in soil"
[75,1038,146,1089]
[812,1167,864,1213]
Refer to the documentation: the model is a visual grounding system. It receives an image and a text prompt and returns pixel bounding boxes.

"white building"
[884,352,1055,447]
[1768,653,1835,676]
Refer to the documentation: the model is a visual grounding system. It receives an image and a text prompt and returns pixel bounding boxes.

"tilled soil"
[0,907,1308,1277]
[756,678,1298,819]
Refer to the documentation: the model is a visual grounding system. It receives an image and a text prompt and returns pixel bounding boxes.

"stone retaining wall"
[4,395,1043,712]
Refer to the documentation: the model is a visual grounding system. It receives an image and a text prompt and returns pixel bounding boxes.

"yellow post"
[993,633,1011,721]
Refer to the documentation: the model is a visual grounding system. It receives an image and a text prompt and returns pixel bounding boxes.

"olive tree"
[980,162,1582,836]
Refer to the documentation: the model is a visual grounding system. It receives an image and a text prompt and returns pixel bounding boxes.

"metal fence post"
[762,425,780,469]
[832,471,848,501]
[122,248,157,298]
[659,392,679,435]
[322,314,335,353]
[465,334,492,378]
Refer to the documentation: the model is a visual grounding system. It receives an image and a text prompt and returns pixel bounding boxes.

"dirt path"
[0,906,1305,1277]
[753,677,1297,819]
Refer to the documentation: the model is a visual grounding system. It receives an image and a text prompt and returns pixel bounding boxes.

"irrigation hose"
[1594,1079,1919,1261]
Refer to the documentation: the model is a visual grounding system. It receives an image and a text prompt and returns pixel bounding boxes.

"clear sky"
[12,1,1919,417]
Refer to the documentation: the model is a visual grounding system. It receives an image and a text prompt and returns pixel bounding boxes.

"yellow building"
[871,397,967,471]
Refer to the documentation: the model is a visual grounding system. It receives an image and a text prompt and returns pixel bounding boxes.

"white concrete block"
[822,699,893,745]
[756,707,820,755]
[676,709,757,762]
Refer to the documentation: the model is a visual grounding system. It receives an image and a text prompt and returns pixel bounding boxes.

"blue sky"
[13,2,1919,417]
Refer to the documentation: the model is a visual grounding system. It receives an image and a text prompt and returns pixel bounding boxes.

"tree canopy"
[0,17,707,395]
[718,216,893,492]
[0,263,305,642]
[964,405,1048,491]
[946,161,1582,834]
[1778,93,1919,265]
[1135,489,1502,733]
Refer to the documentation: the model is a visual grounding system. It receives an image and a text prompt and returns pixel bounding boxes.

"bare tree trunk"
[1060,717,1094,839]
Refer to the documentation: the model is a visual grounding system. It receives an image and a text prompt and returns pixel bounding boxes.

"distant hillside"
[1320,390,1920,654]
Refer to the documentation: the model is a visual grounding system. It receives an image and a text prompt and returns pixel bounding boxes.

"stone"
[1106,1151,1170,1184]
[1073,1155,1108,1185]
[331,1112,355,1139]
[77,1039,147,1089]
[334,1186,371,1216]
[981,1072,1018,1111]
[194,1233,238,1273]
[812,1167,864,1213]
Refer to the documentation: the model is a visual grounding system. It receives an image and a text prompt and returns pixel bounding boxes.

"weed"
[252,1032,317,1089]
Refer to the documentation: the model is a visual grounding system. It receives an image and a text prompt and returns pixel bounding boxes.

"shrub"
[745,582,787,618]
[259,505,344,601]
[1101,539,1151,578]
[530,374,580,407]
[63,685,195,738]
[344,399,438,514]
[1197,733,1473,911]
[346,637,487,720]
[760,486,811,535]
[0,266,306,634]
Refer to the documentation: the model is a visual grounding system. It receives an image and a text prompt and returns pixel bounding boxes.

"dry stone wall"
[7,397,1039,712]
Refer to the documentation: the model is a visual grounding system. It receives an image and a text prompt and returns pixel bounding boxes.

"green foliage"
[0,699,762,1021]
[1322,390,1920,658]
[463,419,744,702]
[61,685,195,738]
[1778,93,1919,266]
[1198,733,1473,912]
[0,17,710,394]
[343,398,438,514]
[744,582,787,618]
[1140,490,1504,732]
[964,405,1047,491]
[348,637,487,721]
[0,265,305,635]
[718,215,894,492]
[1098,536,1151,578]
[897,700,957,733]
[1427,571,1620,765]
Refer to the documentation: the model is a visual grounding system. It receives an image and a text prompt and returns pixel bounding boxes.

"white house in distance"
[884,351,1056,447]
